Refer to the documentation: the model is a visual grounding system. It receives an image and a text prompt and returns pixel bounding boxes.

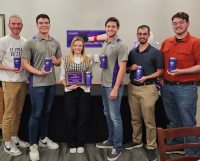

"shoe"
[4,141,22,156]
[29,144,39,161]
[77,147,84,153]
[143,146,157,161]
[11,136,30,148]
[70,148,76,153]
[107,149,122,161]
[166,149,186,155]
[123,140,143,149]
[96,140,113,148]
[39,137,59,149]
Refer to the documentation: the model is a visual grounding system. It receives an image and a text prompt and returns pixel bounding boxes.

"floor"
[0,129,185,161]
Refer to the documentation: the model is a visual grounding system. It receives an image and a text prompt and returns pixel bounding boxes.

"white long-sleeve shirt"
[0,35,27,82]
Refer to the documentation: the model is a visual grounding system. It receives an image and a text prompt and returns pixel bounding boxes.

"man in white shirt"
[0,14,30,156]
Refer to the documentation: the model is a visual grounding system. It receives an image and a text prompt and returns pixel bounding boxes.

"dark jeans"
[64,88,91,148]
[29,85,56,145]
[161,83,200,156]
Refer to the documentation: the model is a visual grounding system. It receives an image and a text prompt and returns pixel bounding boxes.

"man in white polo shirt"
[0,14,30,156]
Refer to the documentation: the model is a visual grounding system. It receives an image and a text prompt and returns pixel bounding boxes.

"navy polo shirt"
[127,44,164,82]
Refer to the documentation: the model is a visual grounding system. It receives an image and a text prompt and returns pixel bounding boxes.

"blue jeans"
[29,85,56,145]
[101,85,124,150]
[161,83,200,156]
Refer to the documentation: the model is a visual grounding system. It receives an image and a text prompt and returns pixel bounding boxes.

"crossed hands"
[9,67,22,73]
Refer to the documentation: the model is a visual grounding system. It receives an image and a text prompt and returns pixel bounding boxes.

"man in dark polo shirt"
[124,25,164,161]
[160,12,200,156]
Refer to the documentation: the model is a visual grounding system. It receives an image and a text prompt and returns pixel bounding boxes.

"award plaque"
[65,71,85,86]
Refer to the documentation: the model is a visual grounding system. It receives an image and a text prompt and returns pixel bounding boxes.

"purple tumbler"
[168,57,177,72]
[100,55,106,68]
[14,57,21,70]
[136,66,143,80]
[44,58,52,72]
[85,72,92,85]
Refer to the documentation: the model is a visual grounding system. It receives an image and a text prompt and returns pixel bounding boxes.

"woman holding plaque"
[60,36,92,154]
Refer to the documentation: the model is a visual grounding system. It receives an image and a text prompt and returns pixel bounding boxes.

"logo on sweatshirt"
[51,45,56,48]
[110,46,115,50]
[10,48,23,57]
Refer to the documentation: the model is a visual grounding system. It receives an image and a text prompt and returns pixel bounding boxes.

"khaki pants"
[2,82,26,141]
[128,82,158,149]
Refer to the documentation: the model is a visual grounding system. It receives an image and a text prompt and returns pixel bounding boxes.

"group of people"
[0,11,199,161]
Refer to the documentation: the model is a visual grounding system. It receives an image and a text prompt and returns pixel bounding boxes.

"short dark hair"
[36,14,50,24]
[105,17,120,28]
[137,25,150,33]
[171,12,189,22]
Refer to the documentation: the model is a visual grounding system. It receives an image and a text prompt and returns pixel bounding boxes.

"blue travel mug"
[168,57,177,72]
[85,72,92,85]
[136,66,143,80]
[100,55,106,68]
[14,57,21,70]
[44,58,52,72]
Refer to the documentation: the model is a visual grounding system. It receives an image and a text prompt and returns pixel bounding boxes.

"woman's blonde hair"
[66,36,89,68]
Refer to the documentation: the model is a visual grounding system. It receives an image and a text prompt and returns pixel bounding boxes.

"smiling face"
[8,18,23,35]
[172,17,190,36]
[36,18,50,34]
[73,40,83,55]
[105,21,119,38]
[137,28,150,44]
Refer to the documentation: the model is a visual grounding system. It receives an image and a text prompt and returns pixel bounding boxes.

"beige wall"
[0,0,200,124]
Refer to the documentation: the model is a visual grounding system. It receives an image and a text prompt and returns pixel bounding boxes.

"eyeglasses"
[172,20,186,26]
[137,33,148,36]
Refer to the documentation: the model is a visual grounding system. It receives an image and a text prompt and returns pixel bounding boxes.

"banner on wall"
[67,30,107,48]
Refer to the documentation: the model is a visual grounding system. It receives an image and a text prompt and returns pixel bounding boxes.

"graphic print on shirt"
[10,48,23,57]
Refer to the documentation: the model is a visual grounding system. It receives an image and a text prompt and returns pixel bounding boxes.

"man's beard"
[175,27,187,35]
[10,27,22,34]
[139,39,148,44]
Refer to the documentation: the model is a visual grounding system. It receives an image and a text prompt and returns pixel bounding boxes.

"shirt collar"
[105,35,119,44]
[136,43,151,53]
[73,55,83,63]
[36,33,53,41]
[74,54,82,58]
[9,34,20,40]
[170,32,191,43]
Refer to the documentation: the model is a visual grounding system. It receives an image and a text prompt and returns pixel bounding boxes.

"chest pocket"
[178,50,194,62]
[161,48,170,60]
[162,48,169,53]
